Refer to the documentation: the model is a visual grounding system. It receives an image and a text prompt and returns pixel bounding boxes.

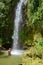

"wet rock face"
[18,0,27,49]
[24,0,27,6]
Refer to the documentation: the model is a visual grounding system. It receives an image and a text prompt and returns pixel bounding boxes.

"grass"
[0,51,22,65]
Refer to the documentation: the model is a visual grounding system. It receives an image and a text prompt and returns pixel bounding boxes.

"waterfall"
[11,0,27,55]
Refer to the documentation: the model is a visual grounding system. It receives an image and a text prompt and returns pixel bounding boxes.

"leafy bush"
[35,44,43,58]
[23,47,37,58]
[0,2,5,9]
[0,0,18,47]
[22,47,43,65]
[38,39,43,46]
[30,0,39,13]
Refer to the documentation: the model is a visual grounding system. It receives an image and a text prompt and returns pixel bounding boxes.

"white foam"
[11,50,24,55]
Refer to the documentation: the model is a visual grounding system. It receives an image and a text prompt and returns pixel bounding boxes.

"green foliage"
[0,2,5,9]
[23,47,37,58]
[30,0,39,13]
[22,56,43,65]
[35,44,43,59]
[38,39,43,46]
[22,1,43,64]
[29,3,43,32]
[35,44,43,53]
[22,47,43,65]
[24,0,43,45]
[0,0,18,47]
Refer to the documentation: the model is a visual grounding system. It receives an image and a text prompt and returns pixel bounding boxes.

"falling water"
[11,0,27,55]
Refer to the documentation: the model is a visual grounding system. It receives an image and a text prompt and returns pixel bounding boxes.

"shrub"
[35,44,43,58]
[23,47,37,58]
[38,39,43,46]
